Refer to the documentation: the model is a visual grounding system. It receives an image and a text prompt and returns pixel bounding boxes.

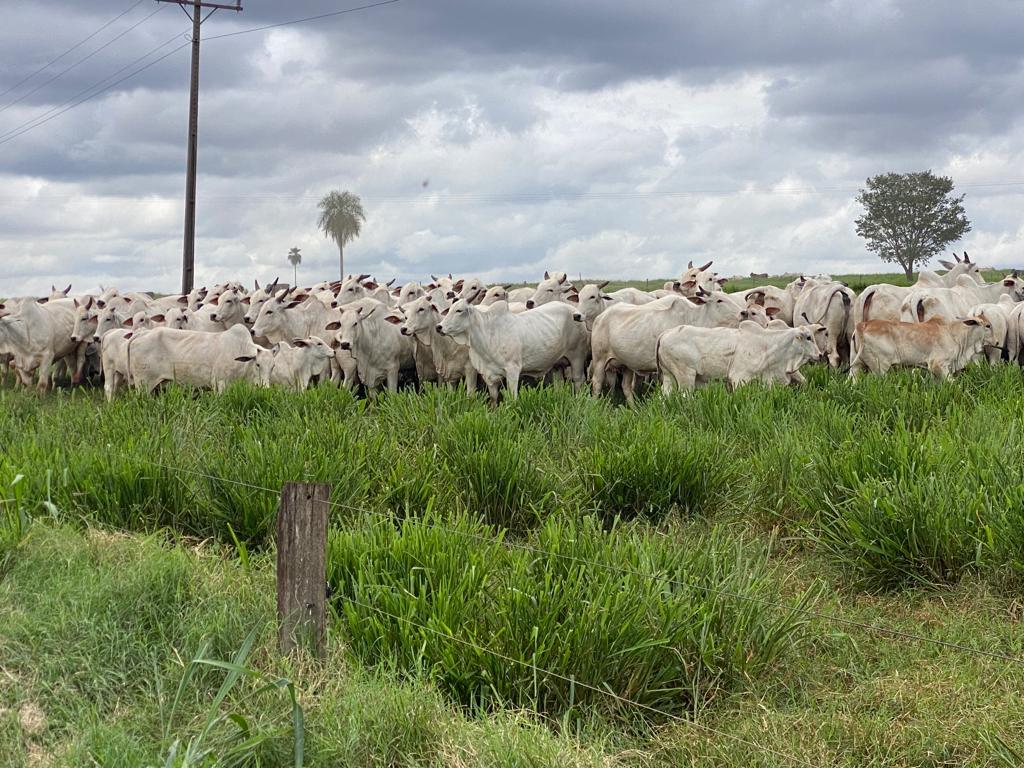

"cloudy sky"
[2,0,1024,295]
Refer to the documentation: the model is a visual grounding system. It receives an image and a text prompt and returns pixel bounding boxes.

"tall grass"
[2,364,1024,590]
[328,512,811,719]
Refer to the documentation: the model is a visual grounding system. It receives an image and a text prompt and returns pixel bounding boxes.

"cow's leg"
[464,366,478,393]
[660,367,675,395]
[485,376,502,405]
[387,366,399,393]
[505,365,521,398]
[72,344,87,385]
[590,356,609,396]
[621,369,636,405]
[36,353,54,393]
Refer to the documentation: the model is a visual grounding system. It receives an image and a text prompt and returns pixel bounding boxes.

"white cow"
[437,298,589,403]
[242,277,281,325]
[657,321,824,392]
[400,295,477,390]
[899,274,1024,324]
[525,273,573,308]
[186,287,248,332]
[854,253,984,325]
[266,337,334,390]
[252,288,339,345]
[677,260,722,297]
[790,277,856,367]
[0,298,77,391]
[99,328,139,401]
[326,299,415,395]
[590,293,743,403]
[605,287,656,305]
[850,317,990,380]
[566,282,615,329]
[126,325,272,394]
[966,297,1015,364]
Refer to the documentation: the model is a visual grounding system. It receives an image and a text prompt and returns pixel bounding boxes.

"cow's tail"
[861,287,875,322]
[125,332,134,389]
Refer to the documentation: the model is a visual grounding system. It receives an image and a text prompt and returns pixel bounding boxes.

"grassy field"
[3,363,1024,766]
[564,268,1011,295]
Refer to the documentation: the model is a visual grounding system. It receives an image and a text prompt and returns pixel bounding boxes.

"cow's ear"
[1003,279,1015,287]
[286,300,303,309]
[690,296,706,305]
[963,318,981,326]
[241,296,250,304]
[765,306,781,317]
[441,307,450,316]
[292,339,309,347]
[150,314,165,322]
[124,332,133,340]
[602,295,614,301]
[681,280,696,290]
[37,297,48,303]
[383,314,403,325]
[566,293,579,303]
[938,260,954,269]
[325,321,341,330]
[124,317,134,327]
[234,355,256,363]
[453,279,465,291]
[363,281,378,290]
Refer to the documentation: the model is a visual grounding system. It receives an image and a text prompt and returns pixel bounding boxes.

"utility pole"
[155,0,242,294]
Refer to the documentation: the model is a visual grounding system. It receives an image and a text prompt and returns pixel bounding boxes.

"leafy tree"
[854,171,971,278]
[317,190,365,280]
[287,247,302,287]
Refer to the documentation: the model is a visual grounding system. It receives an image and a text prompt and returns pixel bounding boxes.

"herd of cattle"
[0,252,1021,403]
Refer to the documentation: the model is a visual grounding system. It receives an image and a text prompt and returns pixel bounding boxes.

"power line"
[0,0,147,102]
[0,5,166,116]
[204,0,401,40]
[6,179,1024,204]
[0,42,191,148]
[0,31,189,144]
[344,596,818,767]
[0,0,402,149]
[141,460,1024,669]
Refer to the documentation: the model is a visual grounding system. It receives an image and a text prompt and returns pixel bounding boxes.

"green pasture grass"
[328,512,811,720]
[3,363,1024,589]
[3,511,1024,765]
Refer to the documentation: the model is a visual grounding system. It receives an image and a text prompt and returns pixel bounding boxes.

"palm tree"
[287,247,302,287]
[317,190,366,280]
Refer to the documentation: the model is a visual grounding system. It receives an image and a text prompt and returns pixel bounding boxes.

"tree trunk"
[339,244,344,282]
[903,262,913,280]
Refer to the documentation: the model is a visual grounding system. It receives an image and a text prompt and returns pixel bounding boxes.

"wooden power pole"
[155,0,242,294]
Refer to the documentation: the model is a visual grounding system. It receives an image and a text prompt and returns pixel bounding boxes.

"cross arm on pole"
[154,1,242,11]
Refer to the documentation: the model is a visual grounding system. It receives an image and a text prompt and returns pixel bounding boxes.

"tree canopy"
[854,171,970,278]
[317,191,365,280]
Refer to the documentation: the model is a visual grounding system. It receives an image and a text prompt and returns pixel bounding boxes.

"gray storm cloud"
[2,0,1023,295]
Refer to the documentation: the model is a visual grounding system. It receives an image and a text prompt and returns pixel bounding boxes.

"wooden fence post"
[277,482,330,659]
